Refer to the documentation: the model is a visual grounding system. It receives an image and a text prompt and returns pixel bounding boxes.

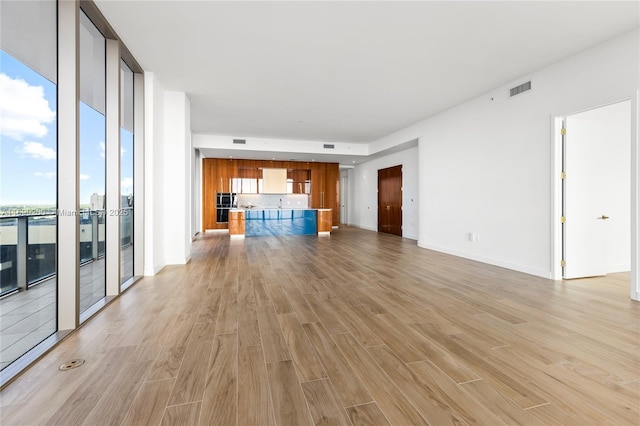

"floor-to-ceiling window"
[120,60,134,286]
[0,0,57,371]
[1,0,144,387]
[79,10,106,313]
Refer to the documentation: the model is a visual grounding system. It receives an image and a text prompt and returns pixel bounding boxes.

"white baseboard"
[607,264,631,274]
[417,242,552,279]
[144,261,166,276]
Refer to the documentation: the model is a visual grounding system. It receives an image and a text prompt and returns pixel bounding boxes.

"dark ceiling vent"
[510,81,532,97]
[323,144,335,149]
[233,139,246,144]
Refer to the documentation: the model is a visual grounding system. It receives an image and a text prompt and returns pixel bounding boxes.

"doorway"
[378,165,402,236]
[340,172,348,225]
[557,100,631,280]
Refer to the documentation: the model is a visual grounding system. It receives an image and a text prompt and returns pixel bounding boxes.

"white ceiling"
[95,1,639,150]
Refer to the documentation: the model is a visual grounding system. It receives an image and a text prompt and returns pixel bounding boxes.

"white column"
[105,39,121,296]
[163,91,191,265]
[57,0,80,330]
[631,90,639,301]
[133,72,145,277]
[143,72,165,276]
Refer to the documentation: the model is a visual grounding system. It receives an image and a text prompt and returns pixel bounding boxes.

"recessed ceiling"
[95,1,639,145]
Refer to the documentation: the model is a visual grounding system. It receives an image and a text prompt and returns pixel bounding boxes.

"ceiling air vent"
[510,81,532,97]
[233,139,246,144]
[323,144,335,149]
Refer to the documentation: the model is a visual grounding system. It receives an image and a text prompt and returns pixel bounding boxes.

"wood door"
[378,165,402,236]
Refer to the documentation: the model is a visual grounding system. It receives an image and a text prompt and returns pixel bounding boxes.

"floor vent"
[323,144,335,149]
[510,81,532,97]
[59,359,85,371]
[233,139,246,144]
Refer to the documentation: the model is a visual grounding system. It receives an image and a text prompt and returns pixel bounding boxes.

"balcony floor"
[0,246,133,370]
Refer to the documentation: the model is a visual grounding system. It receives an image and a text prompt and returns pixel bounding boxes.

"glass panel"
[79,11,106,314]
[120,60,134,285]
[0,218,18,296]
[97,210,106,257]
[27,215,56,284]
[0,0,57,371]
[79,210,93,263]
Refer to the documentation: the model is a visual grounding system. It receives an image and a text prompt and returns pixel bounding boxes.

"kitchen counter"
[231,207,331,211]
[228,208,331,237]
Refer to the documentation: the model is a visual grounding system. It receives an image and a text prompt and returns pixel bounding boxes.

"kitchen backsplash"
[238,193,309,209]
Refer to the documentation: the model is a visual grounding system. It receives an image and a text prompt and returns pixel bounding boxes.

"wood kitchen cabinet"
[317,209,332,233]
[310,162,340,226]
[289,169,310,194]
[325,163,340,225]
[228,210,245,236]
[203,158,237,230]
[216,158,237,192]
[203,158,340,231]
[202,158,217,229]
[309,163,326,209]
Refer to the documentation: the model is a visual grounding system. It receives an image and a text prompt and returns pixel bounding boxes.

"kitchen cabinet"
[288,169,310,194]
[216,159,237,192]
[309,163,325,209]
[325,163,340,225]
[203,158,237,230]
[203,158,339,230]
[228,210,245,236]
[317,209,332,233]
[310,163,339,226]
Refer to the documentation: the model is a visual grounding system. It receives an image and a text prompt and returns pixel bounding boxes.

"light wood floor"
[1,246,133,370]
[1,227,638,425]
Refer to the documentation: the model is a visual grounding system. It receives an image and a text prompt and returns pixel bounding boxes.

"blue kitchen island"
[244,209,318,236]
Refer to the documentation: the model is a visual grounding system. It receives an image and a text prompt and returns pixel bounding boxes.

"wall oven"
[216,192,237,223]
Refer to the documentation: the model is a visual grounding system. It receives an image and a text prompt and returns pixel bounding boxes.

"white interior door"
[340,175,348,225]
[563,115,609,279]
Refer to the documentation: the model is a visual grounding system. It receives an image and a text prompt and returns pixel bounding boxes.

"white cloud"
[98,143,126,158]
[18,141,56,160]
[121,177,133,190]
[80,174,90,181]
[0,73,55,140]
[34,171,56,179]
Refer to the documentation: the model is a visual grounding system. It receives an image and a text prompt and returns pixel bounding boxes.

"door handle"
[599,215,610,220]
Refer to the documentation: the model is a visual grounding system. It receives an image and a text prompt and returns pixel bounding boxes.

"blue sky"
[1,50,134,207]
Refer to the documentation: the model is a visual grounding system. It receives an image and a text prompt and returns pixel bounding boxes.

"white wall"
[193,134,368,159]
[348,146,419,240]
[143,72,165,275]
[411,29,638,278]
[163,91,192,265]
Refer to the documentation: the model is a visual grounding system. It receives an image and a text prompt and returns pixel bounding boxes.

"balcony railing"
[0,208,133,297]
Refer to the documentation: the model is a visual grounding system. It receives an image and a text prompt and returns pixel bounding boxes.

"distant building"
[90,193,105,210]
[121,194,133,208]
